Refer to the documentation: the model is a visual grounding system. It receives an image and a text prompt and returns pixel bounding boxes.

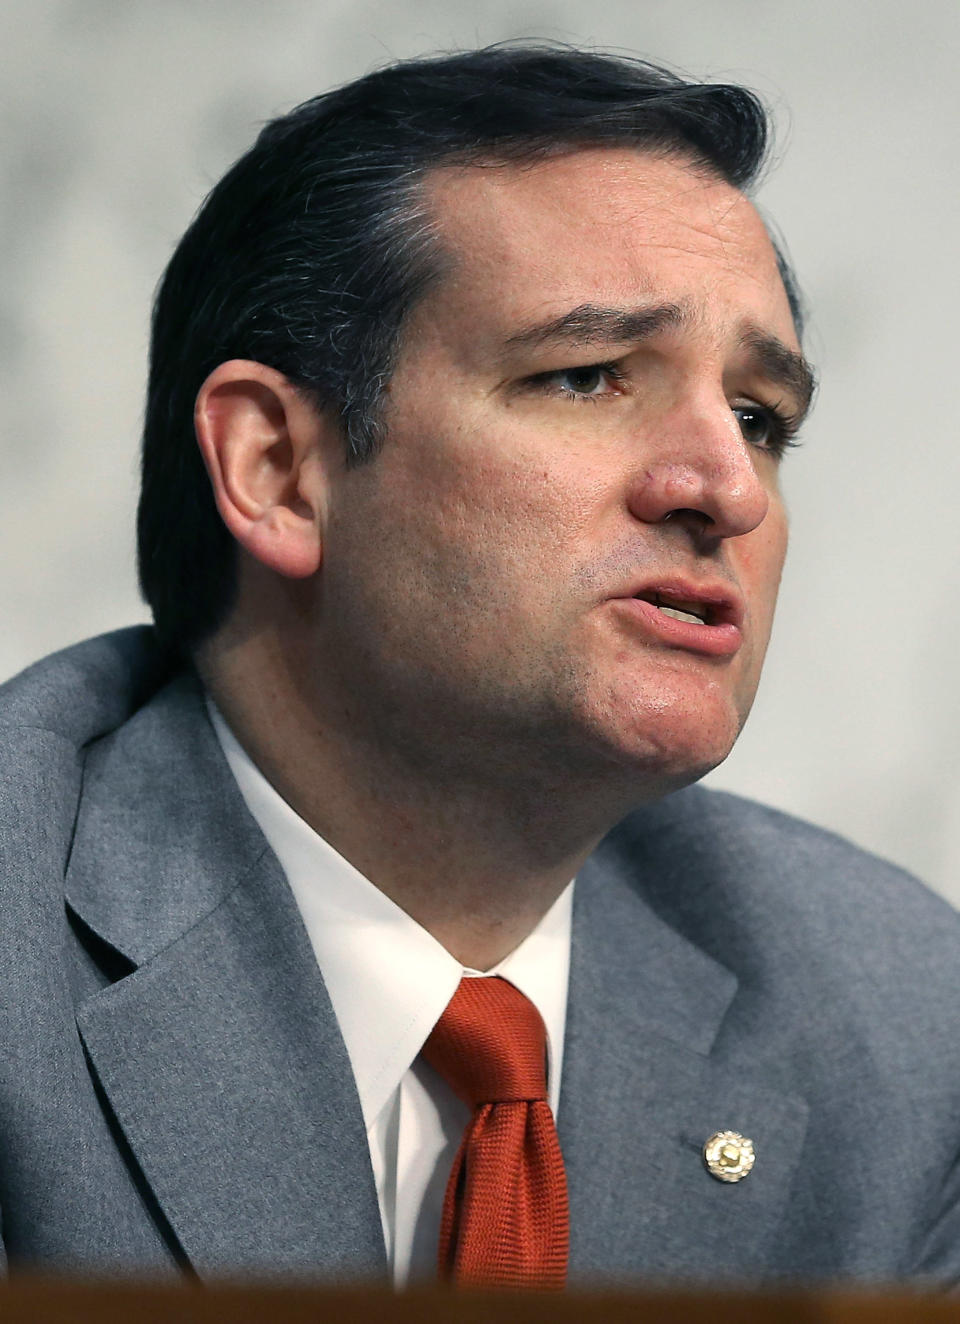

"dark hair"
[137,43,797,652]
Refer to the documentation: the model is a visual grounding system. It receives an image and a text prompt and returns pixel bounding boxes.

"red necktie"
[421,976,569,1290]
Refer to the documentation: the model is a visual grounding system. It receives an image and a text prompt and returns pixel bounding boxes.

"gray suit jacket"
[3,626,960,1286]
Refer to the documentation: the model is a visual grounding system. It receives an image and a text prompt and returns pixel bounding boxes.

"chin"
[583,679,746,795]
[626,734,734,798]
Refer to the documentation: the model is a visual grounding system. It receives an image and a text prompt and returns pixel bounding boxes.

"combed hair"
[137,43,794,652]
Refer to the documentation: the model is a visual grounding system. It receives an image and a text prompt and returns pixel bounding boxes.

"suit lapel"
[66,674,386,1280]
[561,834,809,1285]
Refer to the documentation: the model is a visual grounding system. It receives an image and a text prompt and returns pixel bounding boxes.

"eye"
[732,404,774,446]
[732,402,800,458]
[527,362,625,400]
[558,366,609,396]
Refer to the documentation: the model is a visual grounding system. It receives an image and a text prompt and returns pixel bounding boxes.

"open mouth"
[612,580,744,657]
[637,592,713,626]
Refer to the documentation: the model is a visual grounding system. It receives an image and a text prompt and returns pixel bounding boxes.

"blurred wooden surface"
[0,1280,959,1322]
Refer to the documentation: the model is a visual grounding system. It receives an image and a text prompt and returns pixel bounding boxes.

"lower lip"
[610,597,742,657]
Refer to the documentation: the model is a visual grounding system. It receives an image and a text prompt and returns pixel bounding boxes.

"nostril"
[663,508,709,523]
[661,508,713,533]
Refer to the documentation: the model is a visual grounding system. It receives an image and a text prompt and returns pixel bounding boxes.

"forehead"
[420,147,797,351]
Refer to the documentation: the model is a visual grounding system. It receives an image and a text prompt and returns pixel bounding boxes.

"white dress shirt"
[207,702,574,1286]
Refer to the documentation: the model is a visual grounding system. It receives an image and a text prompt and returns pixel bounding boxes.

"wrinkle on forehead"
[427,147,765,255]
[408,147,798,360]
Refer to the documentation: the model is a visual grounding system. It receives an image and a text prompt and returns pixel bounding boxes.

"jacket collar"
[561,817,809,1285]
[66,673,387,1280]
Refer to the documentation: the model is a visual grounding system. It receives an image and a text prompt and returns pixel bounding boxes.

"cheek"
[737,502,788,612]
[395,441,605,590]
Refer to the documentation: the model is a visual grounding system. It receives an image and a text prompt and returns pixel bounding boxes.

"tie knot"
[423,976,549,1107]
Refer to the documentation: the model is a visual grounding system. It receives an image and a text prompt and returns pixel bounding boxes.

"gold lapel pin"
[703,1130,755,1183]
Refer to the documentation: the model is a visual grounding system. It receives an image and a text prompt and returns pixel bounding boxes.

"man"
[3,44,960,1290]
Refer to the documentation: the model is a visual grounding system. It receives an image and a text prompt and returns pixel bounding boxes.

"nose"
[626,401,771,541]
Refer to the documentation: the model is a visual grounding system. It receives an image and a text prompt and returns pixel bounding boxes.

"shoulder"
[0,628,179,896]
[0,627,174,746]
[600,783,960,1018]
[610,780,953,925]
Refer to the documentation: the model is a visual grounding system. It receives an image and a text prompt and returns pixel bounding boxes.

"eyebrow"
[503,302,686,351]
[503,300,817,419]
[739,325,817,420]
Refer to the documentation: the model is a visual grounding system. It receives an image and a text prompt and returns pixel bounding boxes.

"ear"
[194,360,329,579]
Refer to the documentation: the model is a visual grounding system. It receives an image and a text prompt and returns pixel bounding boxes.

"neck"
[197,623,633,969]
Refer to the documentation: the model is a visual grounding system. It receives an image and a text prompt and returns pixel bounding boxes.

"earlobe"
[194,360,325,579]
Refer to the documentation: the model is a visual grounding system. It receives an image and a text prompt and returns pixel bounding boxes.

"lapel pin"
[703,1130,755,1183]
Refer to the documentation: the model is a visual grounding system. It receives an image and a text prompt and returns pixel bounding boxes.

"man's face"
[317,148,811,795]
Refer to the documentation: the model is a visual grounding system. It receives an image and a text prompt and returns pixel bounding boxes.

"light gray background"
[2,2,958,899]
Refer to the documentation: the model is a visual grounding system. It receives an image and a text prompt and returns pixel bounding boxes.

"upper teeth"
[657,605,705,624]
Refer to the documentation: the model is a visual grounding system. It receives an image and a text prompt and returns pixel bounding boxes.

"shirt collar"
[208,699,573,1128]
